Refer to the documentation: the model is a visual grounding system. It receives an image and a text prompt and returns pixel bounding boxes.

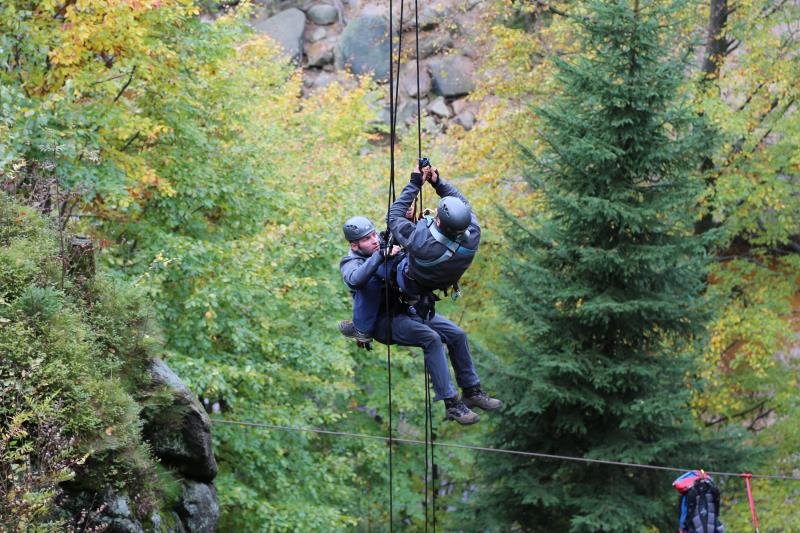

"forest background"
[1,0,799,530]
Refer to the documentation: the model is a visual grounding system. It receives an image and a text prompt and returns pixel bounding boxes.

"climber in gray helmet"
[388,160,480,319]
[342,216,377,244]
[338,212,501,425]
[339,215,400,346]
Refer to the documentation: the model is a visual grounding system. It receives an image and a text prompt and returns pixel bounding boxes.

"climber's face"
[350,231,380,256]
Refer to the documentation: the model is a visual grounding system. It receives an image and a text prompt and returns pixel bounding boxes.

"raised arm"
[388,172,423,248]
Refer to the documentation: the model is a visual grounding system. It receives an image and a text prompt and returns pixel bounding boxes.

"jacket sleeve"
[388,179,422,248]
[431,177,480,229]
[340,252,383,290]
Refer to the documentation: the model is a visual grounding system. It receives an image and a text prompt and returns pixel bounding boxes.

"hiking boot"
[462,385,502,411]
[338,320,372,343]
[444,397,480,425]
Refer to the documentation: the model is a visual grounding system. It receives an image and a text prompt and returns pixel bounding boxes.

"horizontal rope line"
[210,418,800,481]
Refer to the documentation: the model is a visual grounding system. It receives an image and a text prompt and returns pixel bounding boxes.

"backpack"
[673,470,724,533]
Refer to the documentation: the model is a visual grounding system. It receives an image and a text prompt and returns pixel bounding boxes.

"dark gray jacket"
[388,174,480,290]
[339,249,383,292]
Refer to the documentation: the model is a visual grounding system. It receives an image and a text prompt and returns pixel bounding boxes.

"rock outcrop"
[59,358,220,532]
[429,55,476,97]
[144,359,218,483]
[253,7,307,62]
[335,14,393,79]
[246,0,484,133]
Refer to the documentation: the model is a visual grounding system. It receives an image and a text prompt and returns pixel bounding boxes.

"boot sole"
[463,403,502,412]
[445,414,480,425]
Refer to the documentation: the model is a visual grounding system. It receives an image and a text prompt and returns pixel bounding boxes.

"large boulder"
[427,96,451,118]
[175,481,219,533]
[401,61,431,98]
[253,8,307,62]
[454,110,475,130]
[143,359,218,483]
[412,33,454,60]
[428,55,475,97]
[402,1,448,31]
[307,3,339,25]
[378,98,423,127]
[96,489,144,533]
[334,15,393,80]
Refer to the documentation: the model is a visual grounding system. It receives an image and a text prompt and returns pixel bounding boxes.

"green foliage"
[478,2,744,530]
[0,196,168,529]
[2,0,471,527]
[687,1,800,525]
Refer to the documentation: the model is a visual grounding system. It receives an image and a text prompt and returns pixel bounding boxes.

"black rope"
[386,0,396,525]
[427,370,437,532]
[392,2,405,157]
[423,368,430,532]
[387,1,435,529]
[385,0,407,526]
[414,0,423,220]
[413,3,434,526]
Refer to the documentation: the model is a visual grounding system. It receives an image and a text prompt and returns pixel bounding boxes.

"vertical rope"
[424,368,431,532]
[387,0,410,526]
[386,0,396,528]
[426,370,437,532]
[391,0,405,170]
[414,0,423,219]
[429,387,436,532]
[388,2,434,529]
[411,1,434,529]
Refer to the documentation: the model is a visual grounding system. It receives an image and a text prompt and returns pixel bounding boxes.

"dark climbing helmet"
[342,216,376,242]
[437,197,471,237]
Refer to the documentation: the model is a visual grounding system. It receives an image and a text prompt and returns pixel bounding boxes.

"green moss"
[0,197,172,528]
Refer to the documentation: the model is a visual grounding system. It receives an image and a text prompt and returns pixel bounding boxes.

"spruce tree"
[480,1,740,530]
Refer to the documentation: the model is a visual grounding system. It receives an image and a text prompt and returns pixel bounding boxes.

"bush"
[0,196,169,529]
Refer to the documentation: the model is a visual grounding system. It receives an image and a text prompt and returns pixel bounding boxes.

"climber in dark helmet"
[338,215,501,425]
[388,159,480,318]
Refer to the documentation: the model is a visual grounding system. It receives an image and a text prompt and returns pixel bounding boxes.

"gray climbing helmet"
[437,197,471,237]
[342,216,376,242]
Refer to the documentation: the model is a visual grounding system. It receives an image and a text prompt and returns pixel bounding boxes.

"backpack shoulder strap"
[415,215,476,268]
[678,494,689,530]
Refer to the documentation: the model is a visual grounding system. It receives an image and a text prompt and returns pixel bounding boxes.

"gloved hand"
[357,340,373,351]
[410,171,424,187]
[382,244,401,258]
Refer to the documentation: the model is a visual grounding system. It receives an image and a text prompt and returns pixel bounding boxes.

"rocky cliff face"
[58,358,220,533]
[0,197,221,532]
[57,238,219,531]
[245,0,484,133]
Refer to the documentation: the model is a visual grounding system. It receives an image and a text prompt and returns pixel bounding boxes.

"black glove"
[410,171,423,187]
[357,340,373,351]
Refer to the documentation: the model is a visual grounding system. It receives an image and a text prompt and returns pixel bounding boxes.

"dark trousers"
[373,312,480,401]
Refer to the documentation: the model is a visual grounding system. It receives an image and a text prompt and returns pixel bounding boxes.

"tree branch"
[705,398,768,427]
[120,131,141,152]
[113,65,136,103]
